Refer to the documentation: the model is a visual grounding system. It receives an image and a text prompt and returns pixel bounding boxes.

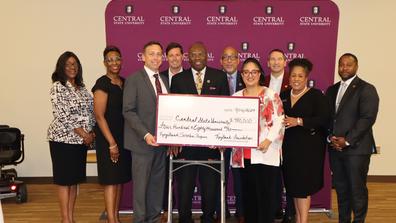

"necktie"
[336,82,347,111]
[196,72,203,95]
[153,74,162,95]
[228,75,235,95]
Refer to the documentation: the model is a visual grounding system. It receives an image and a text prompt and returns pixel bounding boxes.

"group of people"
[47,41,379,223]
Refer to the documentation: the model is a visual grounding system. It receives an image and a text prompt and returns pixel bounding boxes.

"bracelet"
[297,117,302,126]
[109,144,118,149]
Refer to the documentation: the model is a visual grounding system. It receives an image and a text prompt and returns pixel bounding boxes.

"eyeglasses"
[105,56,122,63]
[221,55,238,61]
[242,70,260,77]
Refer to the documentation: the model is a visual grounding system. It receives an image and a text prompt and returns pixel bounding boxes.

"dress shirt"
[227,71,237,95]
[268,72,284,95]
[144,66,168,94]
[335,74,357,109]
[192,67,207,88]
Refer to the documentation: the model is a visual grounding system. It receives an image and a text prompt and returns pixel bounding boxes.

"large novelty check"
[156,94,259,148]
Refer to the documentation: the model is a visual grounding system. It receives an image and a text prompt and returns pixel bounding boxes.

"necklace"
[290,86,307,98]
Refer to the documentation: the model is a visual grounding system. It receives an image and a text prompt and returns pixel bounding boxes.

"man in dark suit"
[265,49,295,223]
[170,42,229,223]
[326,53,379,223]
[123,41,170,223]
[215,46,245,223]
[159,42,184,223]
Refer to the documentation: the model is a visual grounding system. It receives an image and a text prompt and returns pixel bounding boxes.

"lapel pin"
[239,83,242,86]
[352,85,356,88]
[207,80,211,83]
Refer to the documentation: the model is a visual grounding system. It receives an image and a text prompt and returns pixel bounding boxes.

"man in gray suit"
[123,41,169,223]
[326,53,379,223]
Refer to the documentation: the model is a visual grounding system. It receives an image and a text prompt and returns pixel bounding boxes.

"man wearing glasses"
[215,46,245,223]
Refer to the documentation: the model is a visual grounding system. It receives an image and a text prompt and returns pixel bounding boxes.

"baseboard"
[17,175,396,184]
[367,175,396,182]
[18,176,98,184]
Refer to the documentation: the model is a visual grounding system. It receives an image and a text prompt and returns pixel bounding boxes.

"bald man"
[171,42,230,223]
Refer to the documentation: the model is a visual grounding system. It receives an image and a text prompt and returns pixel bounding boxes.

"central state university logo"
[312,6,320,15]
[241,42,249,52]
[287,42,295,52]
[172,5,180,15]
[265,6,273,15]
[219,5,227,15]
[285,42,304,62]
[125,5,133,14]
[113,5,144,25]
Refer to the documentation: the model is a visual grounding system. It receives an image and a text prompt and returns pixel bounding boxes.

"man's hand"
[330,136,348,151]
[167,146,181,156]
[145,133,159,146]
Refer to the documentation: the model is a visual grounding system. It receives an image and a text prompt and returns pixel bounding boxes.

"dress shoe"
[281,216,296,223]
[161,211,168,223]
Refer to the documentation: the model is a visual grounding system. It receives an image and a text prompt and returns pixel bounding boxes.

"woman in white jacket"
[231,57,285,223]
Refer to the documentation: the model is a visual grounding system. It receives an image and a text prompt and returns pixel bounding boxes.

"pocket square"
[209,86,217,90]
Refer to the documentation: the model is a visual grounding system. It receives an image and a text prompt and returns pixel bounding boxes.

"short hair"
[268,48,286,60]
[339,53,358,64]
[165,42,183,55]
[288,58,313,75]
[51,51,84,87]
[143,41,163,52]
[103,45,122,60]
[241,57,265,86]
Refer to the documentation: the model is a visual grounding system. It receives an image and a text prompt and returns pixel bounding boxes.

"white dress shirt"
[268,72,284,95]
[335,74,357,109]
[191,67,207,85]
[144,66,168,94]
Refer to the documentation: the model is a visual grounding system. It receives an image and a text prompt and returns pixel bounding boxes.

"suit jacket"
[234,71,245,93]
[123,68,170,154]
[264,72,290,93]
[170,67,230,160]
[325,76,379,155]
[160,68,185,87]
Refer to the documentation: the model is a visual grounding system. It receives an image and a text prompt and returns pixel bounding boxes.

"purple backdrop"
[105,0,339,212]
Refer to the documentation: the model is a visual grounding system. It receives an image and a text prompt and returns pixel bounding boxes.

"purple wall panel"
[105,0,339,212]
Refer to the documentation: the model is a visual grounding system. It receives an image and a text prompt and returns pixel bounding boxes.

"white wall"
[0,0,394,176]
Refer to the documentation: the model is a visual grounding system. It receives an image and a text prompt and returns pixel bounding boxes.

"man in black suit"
[170,42,229,223]
[326,53,379,223]
[159,42,184,223]
[215,46,245,223]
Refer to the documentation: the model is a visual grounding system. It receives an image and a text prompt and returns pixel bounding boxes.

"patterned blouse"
[231,87,285,167]
[47,81,95,144]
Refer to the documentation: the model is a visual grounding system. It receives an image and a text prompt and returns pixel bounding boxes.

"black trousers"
[240,159,278,223]
[329,152,371,223]
[275,168,296,218]
[176,164,219,223]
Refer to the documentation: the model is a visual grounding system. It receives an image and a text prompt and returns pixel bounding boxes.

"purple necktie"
[153,74,162,95]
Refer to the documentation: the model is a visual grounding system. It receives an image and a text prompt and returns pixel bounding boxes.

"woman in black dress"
[92,46,131,223]
[280,58,329,223]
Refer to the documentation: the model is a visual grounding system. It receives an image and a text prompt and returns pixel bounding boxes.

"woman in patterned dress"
[231,57,285,223]
[47,51,95,223]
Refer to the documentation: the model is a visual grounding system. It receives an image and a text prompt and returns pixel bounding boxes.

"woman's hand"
[283,115,302,128]
[109,144,120,163]
[258,139,272,153]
